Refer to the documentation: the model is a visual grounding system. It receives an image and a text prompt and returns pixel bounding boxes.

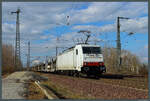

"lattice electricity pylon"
[11,8,21,70]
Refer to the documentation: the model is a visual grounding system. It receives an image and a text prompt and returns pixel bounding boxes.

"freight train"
[32,44,106,77]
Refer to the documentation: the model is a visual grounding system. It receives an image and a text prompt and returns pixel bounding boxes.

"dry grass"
[98,77,148,90]
[27,82,47,100]
[37,72,148,99]
[41,81,93,99]
[38,72,148,90]
[99,73,148,90]
[2,73,10,79]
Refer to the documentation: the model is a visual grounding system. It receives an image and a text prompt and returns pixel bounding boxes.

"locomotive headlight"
[99,62,104,66]
[84,67,89,71]
[99,62,102,65]
[83,62,87,66]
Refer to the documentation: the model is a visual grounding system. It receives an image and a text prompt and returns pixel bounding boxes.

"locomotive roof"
[59,44,101,55]
[79,44,100,47]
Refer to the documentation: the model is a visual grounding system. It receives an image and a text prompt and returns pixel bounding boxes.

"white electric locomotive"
[56,44,106,77]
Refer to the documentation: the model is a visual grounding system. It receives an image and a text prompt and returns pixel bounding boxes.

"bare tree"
[2,44,22,75]
[103,47,141,74]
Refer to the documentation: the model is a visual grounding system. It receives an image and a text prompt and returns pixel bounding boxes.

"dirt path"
[2,71,47,99]
[2,79,27,99]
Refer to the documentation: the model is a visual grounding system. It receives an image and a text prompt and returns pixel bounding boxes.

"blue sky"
[2,2,148,66]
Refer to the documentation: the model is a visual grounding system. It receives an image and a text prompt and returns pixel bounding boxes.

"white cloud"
[135,44,148,63]
[70,2,147,24]
[2,23,15,34]
[143,57,148,62]
[2,2,148,64]
[2,2,74,43]
[121,17,148,34]
[72,25,99,33]
[72,16,148,34]
[144,45,148,49]
[2,2,148,43]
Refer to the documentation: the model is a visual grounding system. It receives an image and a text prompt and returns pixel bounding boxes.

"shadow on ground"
[99,74,144,79]
[37,71,144,80]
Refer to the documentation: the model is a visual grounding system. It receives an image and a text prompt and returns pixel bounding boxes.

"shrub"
[139,64,148,76]
[2,44,22,75]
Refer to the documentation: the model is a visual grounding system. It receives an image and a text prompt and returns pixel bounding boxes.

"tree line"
[2,43,148,76]
[2,44,22,75]
[103,47,148,76]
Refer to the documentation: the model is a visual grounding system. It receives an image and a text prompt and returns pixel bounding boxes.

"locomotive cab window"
[76,49,78,55]
[82,47,101,54]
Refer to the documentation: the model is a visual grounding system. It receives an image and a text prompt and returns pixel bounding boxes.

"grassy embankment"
[41,80,95,99]
[27,82,47,99]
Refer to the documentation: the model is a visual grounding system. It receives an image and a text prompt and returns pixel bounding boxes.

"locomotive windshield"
[82,47,101,54]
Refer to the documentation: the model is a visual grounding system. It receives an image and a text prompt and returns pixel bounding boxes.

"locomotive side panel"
[56,49,75,70]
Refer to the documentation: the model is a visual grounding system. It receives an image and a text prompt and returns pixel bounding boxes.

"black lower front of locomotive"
[81,66,106,77]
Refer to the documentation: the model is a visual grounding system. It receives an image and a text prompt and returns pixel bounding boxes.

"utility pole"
[11,8,21,71]
[56,46,58,56]
[45,56,48,68]
[116,16,129,70]
[0,2,2,77]
[27,41,30,71]
[56,37,59,57]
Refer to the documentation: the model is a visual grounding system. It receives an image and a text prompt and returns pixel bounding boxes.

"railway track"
[37,71,148,90]
[4,71,147,99]
[36,72,148,99]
